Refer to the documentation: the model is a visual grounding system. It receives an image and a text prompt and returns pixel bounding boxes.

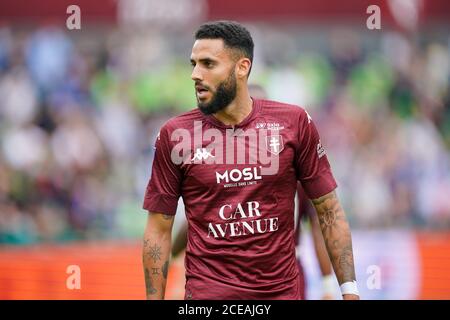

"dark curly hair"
[194,20,254,76]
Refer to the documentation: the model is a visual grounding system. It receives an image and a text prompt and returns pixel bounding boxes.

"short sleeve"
[295,109,337,199]
[143,123,182,215]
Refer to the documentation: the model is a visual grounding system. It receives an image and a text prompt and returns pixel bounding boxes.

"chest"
[179,128,298,195]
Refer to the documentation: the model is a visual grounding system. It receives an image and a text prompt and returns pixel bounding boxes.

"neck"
[212,87,253,126]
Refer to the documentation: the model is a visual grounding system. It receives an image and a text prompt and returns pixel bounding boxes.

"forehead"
[190,38,232,61]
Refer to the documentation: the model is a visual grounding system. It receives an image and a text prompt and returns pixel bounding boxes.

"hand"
[343,294,360,300]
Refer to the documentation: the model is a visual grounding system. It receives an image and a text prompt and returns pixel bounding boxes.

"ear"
[236,58,252,79]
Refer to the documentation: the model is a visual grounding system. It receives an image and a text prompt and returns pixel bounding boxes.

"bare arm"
[143,212,174,300]
[311,190,359,300]
[310,211,336,299]
[310,210,333,277]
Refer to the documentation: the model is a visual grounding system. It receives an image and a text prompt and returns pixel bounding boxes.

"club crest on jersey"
[265,135,284,155]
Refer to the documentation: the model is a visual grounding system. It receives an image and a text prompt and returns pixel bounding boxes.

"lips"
[195,84,209,99]
[196,84,208,92]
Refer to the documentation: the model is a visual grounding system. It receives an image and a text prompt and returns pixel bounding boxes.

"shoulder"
[161,108,203,132]
[257,99,311,125]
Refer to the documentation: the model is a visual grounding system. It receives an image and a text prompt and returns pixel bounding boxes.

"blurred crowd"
[0,24,449,244]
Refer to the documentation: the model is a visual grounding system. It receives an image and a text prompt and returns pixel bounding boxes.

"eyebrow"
[190,57,217,65]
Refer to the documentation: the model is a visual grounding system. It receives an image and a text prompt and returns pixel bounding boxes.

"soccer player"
[142,21,359,300]
[169,85,337,300]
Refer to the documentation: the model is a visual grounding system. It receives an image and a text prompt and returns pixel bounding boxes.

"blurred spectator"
[0,23,449,245]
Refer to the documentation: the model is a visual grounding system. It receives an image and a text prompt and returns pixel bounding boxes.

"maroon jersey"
[143,98,337,299]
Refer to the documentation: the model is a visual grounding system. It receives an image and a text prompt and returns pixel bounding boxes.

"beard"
[196,69,237,115]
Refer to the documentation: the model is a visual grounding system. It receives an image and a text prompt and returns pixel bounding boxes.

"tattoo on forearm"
[162,261,169,279]
[144,268,157,296]
[322,208,337,226]
[339,245,355,281]
[148,243,162,263]
[143,239,163,263]
[313,193,344,233]
[312,191,356,284]
[143,235,171,298]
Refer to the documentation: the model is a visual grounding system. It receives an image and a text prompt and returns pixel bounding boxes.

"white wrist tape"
[340,280,359,296]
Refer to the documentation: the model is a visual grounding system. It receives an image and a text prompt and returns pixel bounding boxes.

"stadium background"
[0,0,449,299]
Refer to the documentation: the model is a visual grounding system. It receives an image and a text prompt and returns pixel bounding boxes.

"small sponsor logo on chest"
[255,122,285,130]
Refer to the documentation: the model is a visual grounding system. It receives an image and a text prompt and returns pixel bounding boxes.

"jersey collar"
[204,98,261,130]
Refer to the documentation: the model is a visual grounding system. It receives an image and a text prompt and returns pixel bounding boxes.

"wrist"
[340,280,359,297]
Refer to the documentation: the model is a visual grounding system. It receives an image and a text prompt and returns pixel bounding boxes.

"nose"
[191,65,203,82]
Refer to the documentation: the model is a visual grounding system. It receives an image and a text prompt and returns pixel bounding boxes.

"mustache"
[195,82,212,91]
